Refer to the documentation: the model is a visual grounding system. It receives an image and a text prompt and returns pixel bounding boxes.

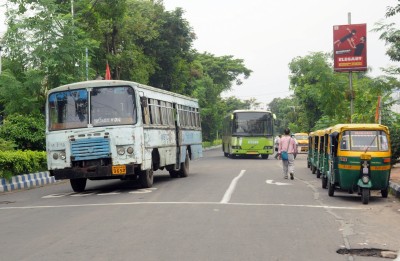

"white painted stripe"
[97,191,121,196]
[220,170,246,204]
[0,201,371,211]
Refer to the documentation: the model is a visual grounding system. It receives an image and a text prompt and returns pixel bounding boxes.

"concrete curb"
[0,171,57,193]
[389,181,400,198]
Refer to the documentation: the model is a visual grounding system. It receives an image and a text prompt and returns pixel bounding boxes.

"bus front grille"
[71,137,111,161]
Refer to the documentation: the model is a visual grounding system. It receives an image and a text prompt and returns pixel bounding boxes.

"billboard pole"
[348,12,353,123]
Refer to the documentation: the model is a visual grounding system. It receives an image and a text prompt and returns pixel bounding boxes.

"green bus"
[222,110,275,159]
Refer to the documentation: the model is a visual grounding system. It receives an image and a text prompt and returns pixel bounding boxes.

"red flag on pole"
[105,62,111,80]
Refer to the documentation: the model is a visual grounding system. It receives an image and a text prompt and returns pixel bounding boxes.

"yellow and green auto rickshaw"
[321,127,332,189]
[309,130,324,176]
[327,124,391,204]
[314,129,326,179]
[307,132,315,169]
[294,132,309,154]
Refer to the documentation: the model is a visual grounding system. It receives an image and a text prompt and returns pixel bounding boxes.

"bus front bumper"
[50,164,136,180]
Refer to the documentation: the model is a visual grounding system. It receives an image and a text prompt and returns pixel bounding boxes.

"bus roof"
[231,109,273,114]
[47,80,199,103]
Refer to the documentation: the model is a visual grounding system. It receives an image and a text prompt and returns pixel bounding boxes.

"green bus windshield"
[233,112,273,136]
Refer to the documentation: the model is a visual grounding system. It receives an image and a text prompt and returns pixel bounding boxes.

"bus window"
[91,86,136,126]
[48,89,88,130]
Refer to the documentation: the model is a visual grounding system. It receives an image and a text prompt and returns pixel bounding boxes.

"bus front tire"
[70,178,87,192]
[140,169,154,188]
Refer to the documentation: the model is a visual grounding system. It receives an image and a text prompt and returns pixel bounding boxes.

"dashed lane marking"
[266,180,293,186]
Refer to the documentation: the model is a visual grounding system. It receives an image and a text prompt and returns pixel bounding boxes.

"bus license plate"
[112,165,126,175]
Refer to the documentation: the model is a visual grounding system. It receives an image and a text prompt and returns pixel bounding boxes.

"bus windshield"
[339,130,389,152]
[48,86,136,131]
[234,112,273,136]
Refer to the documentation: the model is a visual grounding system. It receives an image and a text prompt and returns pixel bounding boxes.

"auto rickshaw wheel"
[312,166,316,174]
[328,181,334,196]
[322,176,327,189]
[361,188,370,204]
[316,169,321,178]
[381,188,388,198]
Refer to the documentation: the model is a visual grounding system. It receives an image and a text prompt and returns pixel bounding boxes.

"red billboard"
[333,23,367,72]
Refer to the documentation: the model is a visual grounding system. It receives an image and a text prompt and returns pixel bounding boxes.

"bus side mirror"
[140,96,148,107]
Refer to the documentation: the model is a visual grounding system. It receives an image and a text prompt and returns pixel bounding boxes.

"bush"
[202,139,222,148]
[0,150,47,179]
[0,114,45,151]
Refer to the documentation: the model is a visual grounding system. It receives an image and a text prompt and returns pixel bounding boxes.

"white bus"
[46,80,202,192]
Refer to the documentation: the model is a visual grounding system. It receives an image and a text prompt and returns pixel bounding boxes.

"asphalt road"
[0,148,399,261]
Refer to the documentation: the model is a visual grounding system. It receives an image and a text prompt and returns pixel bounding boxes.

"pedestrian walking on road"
[278,128,297,179]
[274,135,281,159]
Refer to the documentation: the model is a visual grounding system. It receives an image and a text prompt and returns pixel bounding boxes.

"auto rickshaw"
[327,124,391,204]
[294,132,309,154]
[314,129,326,179]
[307,132,315,170]
[321,127,332,189]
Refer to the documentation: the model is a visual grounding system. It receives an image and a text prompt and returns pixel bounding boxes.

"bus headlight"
[127,147,134,154]
[117,147,125,155]
[53,151,66,160]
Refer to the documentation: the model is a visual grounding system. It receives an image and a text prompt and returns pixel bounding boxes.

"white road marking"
[266,180,293,186]
[220,170,246,204]
[129,189,153,194]
[42,193,73,198]
[0,201,371,211]
[97,191,121,196]
[70,192,98,197]
[42,188,157,198]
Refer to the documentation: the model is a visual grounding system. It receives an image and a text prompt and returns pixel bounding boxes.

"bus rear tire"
[140,169,154,188]
[179,150,190,177]
[70,178,87,192]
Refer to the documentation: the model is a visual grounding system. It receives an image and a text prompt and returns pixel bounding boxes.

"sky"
[0,1,398,107]
[162,0,399,107]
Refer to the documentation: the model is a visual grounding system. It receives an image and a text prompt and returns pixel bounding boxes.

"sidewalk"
[390,164,400,198]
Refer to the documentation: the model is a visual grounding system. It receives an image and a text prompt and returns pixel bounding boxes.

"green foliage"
[0,150,47,179]
[0,138,16,151]
[0,114,45,151]
[202,139,222,148]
